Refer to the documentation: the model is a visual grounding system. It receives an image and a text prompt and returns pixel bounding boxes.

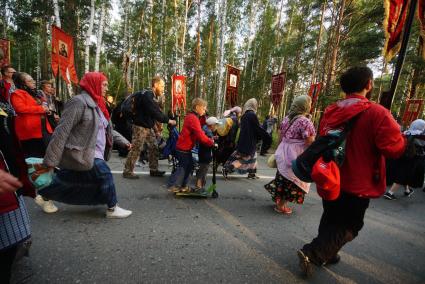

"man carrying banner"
[123,76,176,179]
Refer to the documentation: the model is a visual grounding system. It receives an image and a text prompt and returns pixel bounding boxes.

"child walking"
[193,116,219,194]
[167,98,214,193]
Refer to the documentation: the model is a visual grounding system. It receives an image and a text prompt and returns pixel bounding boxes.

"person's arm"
[11,91,47,114]
[0,169,22,194]
[43,97,85,168]
[374,111,406,159]
[113,129,131,149]
[252,113,269,139]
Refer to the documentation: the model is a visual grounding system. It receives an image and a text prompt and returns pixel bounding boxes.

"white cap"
[206,116,219,125]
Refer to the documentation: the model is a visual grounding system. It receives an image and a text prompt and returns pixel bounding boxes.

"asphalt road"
[11,153,425,283]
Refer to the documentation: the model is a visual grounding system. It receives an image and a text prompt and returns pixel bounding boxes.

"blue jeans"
[167,150,193,188]
[39,159,118,208]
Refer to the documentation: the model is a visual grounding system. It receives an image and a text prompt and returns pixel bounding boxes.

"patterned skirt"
[264,171,305,204]
[223,151,257,174]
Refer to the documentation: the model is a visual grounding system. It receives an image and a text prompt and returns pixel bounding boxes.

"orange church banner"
[383,0,412,62]
[51,25,78,84]
[0,39,10,67]
[171,74,186,113]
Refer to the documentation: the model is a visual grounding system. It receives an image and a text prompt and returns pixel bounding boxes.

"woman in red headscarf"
[37,72,132,218]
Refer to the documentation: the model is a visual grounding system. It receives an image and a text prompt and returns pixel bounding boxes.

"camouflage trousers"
[124,125,159,174]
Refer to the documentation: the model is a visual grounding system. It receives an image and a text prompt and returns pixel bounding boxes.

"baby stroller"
[215,116,239,169]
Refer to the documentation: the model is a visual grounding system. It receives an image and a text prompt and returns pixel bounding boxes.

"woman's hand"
[305,135,315,146]
[0,170,23,194]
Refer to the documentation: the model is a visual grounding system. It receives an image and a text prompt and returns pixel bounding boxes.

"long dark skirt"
[386,155,425,188]
[264,171,305,204]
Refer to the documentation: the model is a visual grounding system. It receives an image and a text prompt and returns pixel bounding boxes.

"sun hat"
[206,116,219,126]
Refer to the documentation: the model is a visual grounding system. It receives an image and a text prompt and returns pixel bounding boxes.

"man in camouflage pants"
[123,77,176,179]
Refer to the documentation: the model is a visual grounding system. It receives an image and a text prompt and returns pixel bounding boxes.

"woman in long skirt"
[264,95,315,214]
[222,98,270,179]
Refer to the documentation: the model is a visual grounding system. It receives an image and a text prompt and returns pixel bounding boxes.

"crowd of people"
[0,64,423,282]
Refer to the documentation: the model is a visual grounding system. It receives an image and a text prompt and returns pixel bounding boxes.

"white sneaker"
[106,205,132,219]
[35,195,58,213]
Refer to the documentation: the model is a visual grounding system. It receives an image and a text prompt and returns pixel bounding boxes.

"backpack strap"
[281,115,303,138]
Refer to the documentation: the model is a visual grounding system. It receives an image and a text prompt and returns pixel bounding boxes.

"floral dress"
[264,115,315,204]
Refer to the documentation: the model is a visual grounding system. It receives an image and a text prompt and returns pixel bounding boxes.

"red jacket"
[319,95,406,198]
[11,89,53,141]
[176,112,214,151]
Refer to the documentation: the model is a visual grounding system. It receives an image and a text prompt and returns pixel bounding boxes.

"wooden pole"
[385,0,418,110]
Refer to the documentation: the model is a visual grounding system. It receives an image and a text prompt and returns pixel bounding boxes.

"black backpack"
[292,113,363,183]
[121,90,145,120]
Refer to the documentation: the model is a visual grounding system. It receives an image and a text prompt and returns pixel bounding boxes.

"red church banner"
[271,72,286,109]
[383,0,411,62]
[172,74,186,113]
[308,82,322,114]
[419,0,425,60]
[225,65,241,107]
[0,39,10,67]
[402,99,424,126]
[51,25,78,84]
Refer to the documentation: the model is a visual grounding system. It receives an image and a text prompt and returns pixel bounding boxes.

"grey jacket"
[44,91,112,171]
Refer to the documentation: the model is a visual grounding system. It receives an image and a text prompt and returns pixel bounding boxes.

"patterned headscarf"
[243,98,258,114]
[288,95,311,120]
[79,72,110,120]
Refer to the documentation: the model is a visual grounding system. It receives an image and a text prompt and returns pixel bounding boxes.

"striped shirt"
[0,195,31,251]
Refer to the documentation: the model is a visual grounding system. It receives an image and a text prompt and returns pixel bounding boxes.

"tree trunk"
[180,0,190,73]
[311,1,326,85]
[84,0,96,73]
[53,0,61,28]
[216,0,227,116]
[94,3,106,72]
[194,0,201,97]
[324,0,346,96]
[1,0,7,38]
[40,14,49,79]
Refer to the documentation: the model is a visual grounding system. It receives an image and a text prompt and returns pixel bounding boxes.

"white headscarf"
[404,119,425,136]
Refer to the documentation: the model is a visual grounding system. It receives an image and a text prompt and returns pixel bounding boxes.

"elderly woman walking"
[222,98,270,179]
[37,72,132,218]
[264,95,316,214]
[384,119,425,200]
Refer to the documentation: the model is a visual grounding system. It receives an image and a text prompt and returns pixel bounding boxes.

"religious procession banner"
[0,39,10,67]
[383,0,412,62]
[271,72,286,109]
[171,74,186,113]
[51,25,78,84]
[402,99,424,126]
[225,65,241,107]
[308,82,322,114]
[418,0,425,60]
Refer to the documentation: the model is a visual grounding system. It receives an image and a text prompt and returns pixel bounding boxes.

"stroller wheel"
[212,190,219,198]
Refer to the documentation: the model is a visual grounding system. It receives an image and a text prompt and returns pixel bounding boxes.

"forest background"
[1,0,424,121]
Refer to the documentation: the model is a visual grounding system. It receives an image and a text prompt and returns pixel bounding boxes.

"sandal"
[274,206,292,215]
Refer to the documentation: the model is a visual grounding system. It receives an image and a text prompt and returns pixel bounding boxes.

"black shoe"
[404,188,414,197]
[297,250,313,278]
[383,192,396,200]
[326,254,340,265]
[150,170,165,177]
[247,173,259,179]
[123,173,139,179]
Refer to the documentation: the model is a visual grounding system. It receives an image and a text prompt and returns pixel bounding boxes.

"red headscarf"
[79,72,110,120]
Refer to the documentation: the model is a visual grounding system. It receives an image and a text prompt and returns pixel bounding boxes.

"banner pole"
[385,0,418,110]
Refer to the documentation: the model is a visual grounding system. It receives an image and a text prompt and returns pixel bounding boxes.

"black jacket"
[237,110,269,155]
[133,90,168,128]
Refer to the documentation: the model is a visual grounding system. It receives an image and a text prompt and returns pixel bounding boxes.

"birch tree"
[84,0,96,73]
[216,0,227,116]
[94,3,106,72]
